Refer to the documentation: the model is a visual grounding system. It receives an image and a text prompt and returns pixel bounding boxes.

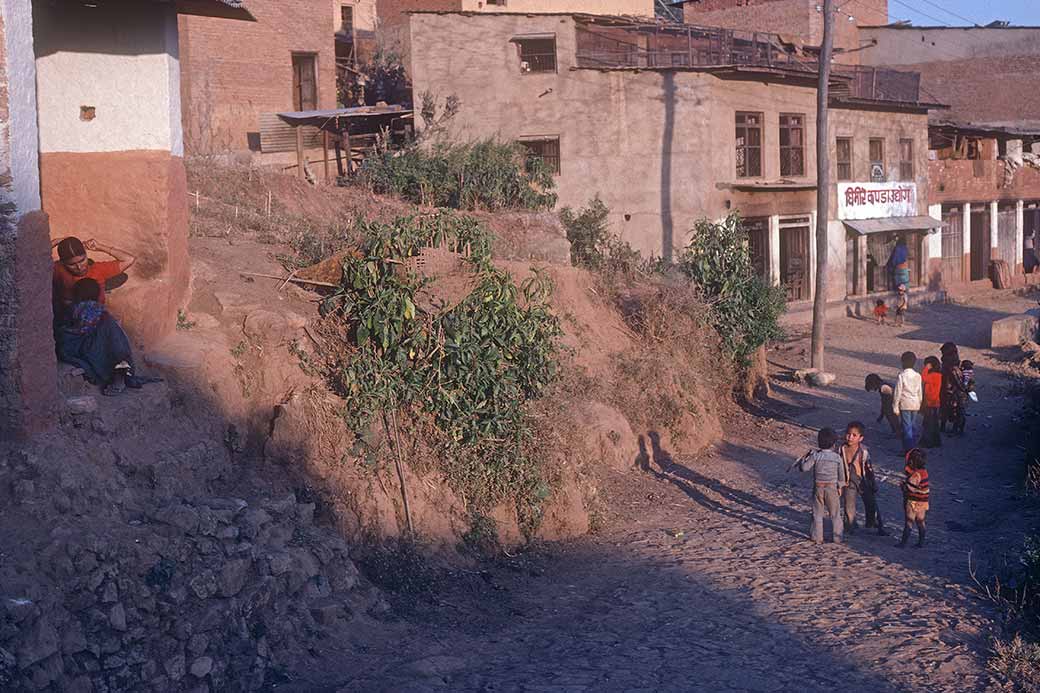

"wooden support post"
[343,128,352,177]
[295,126,304,180]
[322,130,330,183]
[334,135,344,177]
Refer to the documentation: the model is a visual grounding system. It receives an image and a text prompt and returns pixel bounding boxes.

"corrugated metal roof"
[843,216,942,235]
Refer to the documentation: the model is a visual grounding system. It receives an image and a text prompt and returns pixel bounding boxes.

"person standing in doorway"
[888,237,910,290]
[893,351,923,453]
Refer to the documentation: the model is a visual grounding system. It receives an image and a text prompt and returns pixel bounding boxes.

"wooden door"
[743,216,768,279]
[780,225,809,301]
[997,204,1017,271]
[940,206,963,284]
[292,54,318,111]
[970,208,990,281]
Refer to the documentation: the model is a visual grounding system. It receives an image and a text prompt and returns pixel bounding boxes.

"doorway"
[292,53,318,111]
[969,206,990,281]
[940,205,963,285]
[780,223,810,301]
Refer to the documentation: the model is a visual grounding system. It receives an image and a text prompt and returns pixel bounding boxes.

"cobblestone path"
[322,294,1040,693]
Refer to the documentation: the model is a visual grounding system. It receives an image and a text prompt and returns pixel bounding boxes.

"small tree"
[559,197,642,273]
[678,214,786,364]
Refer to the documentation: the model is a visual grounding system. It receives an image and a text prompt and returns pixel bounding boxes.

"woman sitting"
[56,278,158,396]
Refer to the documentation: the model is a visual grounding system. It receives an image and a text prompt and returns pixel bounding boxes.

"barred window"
[518,137,560,175]
[515,36,556,74]
[899,138,914,181]
[836,137,852,181]
[779,114,805,177]
[736,112,762,178]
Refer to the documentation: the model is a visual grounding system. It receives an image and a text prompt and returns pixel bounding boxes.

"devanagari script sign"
[837,182,917,220]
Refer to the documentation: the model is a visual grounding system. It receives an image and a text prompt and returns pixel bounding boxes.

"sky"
[879,0,1039,27]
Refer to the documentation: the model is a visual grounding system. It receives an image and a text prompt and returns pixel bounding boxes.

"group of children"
[798,423,928,548]
[798,344,975,549]
[872,284,909,327]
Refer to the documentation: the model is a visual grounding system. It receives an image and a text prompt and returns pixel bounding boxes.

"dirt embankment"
[181,163,733,548]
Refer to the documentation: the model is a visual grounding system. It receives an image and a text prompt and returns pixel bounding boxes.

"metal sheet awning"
[843,215,942,235]
[276,105,412,130]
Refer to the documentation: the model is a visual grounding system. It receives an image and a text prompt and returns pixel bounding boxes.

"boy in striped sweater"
[898,448,929,548]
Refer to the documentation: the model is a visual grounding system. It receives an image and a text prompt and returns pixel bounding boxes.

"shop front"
[839,182,941,297]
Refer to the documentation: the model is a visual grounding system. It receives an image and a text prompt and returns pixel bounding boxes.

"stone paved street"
[310,293,1040,693]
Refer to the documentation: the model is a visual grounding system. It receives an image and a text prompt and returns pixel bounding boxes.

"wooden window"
[735,112,762,178]
[899,138,914,181]
[340,5,353,34]
[743,217,769,279]
[515,36,556,74]
[869,138,885,181]
[486,0,506,4]
[518,137,560,175]
[836,137,852,181]
[779,113,805,176]
[292,54,317,111]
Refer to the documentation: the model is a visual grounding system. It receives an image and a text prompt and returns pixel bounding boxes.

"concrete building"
[179,0,336,155]
[0,0,249,440]
[676,0,890,64]
[407,11,940,313]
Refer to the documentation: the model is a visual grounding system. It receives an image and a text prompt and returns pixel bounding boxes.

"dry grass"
[990,635,1040,692]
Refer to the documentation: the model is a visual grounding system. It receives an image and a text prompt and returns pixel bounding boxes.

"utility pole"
[810,0,835,371]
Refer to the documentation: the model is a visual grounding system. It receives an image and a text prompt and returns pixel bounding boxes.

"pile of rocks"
[0,439,384,692]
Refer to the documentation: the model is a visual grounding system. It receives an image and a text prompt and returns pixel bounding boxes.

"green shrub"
[361,139,557,211]
[559,197,643,273]
[319,211,562,516]
[677,213,787,364]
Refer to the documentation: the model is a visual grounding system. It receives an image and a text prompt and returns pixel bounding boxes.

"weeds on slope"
[312,212,563,536]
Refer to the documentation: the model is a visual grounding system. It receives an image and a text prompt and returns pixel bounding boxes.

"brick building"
[406,11,941,314]
[859,24,1040,287]
[676,0,890,64]
[179,0,337,155]
[0,0,248,440]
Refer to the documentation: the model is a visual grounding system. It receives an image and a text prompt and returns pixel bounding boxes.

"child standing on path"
[839,421,886,536]
[798,428,847,545]
[873,299,888,325]
[893,351,923,453]
[940,343,967,435]
[920,356,943,448]
[899,448,930,548]
[894,285,909,326]
[865,373,901,437]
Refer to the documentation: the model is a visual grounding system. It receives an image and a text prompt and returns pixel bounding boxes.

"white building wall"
[33,2,180,155]
[2,0,41,212]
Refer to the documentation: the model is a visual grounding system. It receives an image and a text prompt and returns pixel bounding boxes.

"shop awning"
[843,215,942,235]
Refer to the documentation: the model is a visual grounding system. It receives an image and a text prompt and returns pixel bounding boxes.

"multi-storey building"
[407,10,942,314]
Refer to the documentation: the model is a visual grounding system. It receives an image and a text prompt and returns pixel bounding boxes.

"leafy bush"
[677,213,786,364]
[318,211,562,515]
[360,139,557,211]
[559,197,641,273]
[338,49,409,107]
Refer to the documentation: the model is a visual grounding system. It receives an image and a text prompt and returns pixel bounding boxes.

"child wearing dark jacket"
[865,373,900,436]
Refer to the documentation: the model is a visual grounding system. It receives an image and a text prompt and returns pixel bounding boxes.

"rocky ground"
[308,290,1040,693]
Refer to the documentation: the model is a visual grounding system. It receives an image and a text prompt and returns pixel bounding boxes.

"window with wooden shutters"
[899,138,914,181]
[836,137,852,181]
[779,113,805,176]
[518,137,560,175]
[515,36,556,74]
[869,138,885,181]
[736,112,762,178]
[292,54,317,111]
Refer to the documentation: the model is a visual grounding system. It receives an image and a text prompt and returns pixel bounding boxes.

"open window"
[735,112,762,178]
[512,35,556,74]
[779,114,805,176]
[518,137,560,175]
